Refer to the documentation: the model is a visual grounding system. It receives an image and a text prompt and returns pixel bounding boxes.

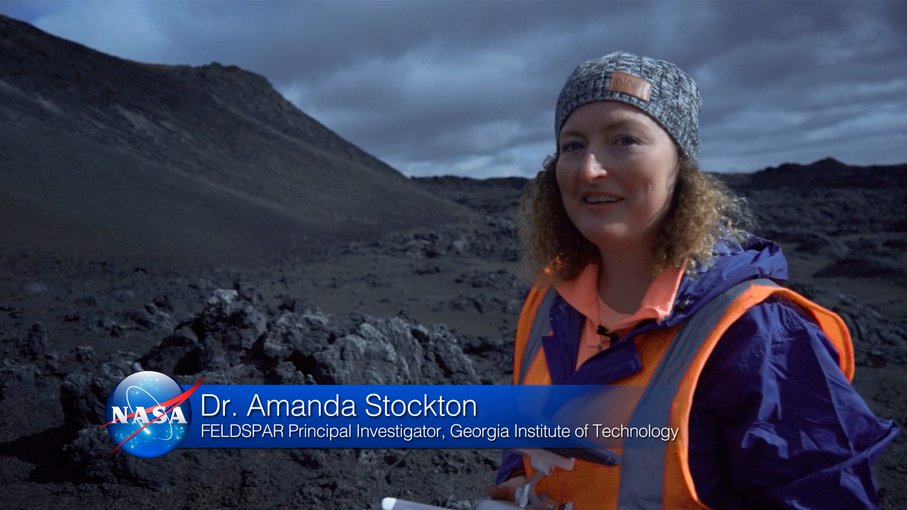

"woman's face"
[556,101,680,255]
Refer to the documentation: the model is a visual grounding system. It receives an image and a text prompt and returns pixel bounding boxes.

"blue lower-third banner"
[180,384,648,449]
[103,371,673,456]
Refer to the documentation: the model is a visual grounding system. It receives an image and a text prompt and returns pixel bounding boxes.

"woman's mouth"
[582,195,622,205]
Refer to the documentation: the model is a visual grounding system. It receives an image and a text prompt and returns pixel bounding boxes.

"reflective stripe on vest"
[518,286,558,384]
[617,278,777,509]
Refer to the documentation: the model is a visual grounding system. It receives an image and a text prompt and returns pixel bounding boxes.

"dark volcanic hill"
[749,157,907,189]
[0,15,467,266]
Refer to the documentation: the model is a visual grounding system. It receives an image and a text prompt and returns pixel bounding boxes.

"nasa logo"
[103,371,203,458]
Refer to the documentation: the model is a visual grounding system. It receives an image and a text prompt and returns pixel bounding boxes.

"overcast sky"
[3,0,905,177]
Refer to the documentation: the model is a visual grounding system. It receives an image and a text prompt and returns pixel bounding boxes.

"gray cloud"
[2,0,905,176]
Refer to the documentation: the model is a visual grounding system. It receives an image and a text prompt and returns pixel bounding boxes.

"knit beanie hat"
[555,51,702,162]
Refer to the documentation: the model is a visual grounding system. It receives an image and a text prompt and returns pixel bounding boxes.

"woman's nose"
[580,152,608,181]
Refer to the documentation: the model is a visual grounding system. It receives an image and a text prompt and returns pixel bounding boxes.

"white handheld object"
[381,497,451,510]
[514,448,575,475]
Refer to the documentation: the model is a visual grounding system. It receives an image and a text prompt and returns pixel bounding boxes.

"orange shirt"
[554,263,685,368]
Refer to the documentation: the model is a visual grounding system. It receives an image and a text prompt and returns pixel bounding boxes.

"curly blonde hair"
[519,155,751,283]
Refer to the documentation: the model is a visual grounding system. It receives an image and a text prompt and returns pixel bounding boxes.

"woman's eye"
[615,136,639,147]
[560,141,583,153]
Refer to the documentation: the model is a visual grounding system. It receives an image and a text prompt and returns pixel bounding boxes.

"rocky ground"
[1,164,905,509]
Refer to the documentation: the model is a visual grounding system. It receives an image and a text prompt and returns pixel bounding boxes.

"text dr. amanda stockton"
[200,392,479,418]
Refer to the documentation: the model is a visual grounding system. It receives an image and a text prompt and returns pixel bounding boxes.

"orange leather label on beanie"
[609,71,652,102]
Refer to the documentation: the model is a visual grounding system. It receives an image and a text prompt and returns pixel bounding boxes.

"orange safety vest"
[514,279,854,510]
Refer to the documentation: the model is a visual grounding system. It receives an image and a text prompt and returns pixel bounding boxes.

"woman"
[490,52,896,509]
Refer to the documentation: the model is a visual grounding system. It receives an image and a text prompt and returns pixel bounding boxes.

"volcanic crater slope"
[0,14,468,266]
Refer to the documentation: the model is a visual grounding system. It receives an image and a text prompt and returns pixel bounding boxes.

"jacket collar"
[540,234,788,384]
[542,294,644,385]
